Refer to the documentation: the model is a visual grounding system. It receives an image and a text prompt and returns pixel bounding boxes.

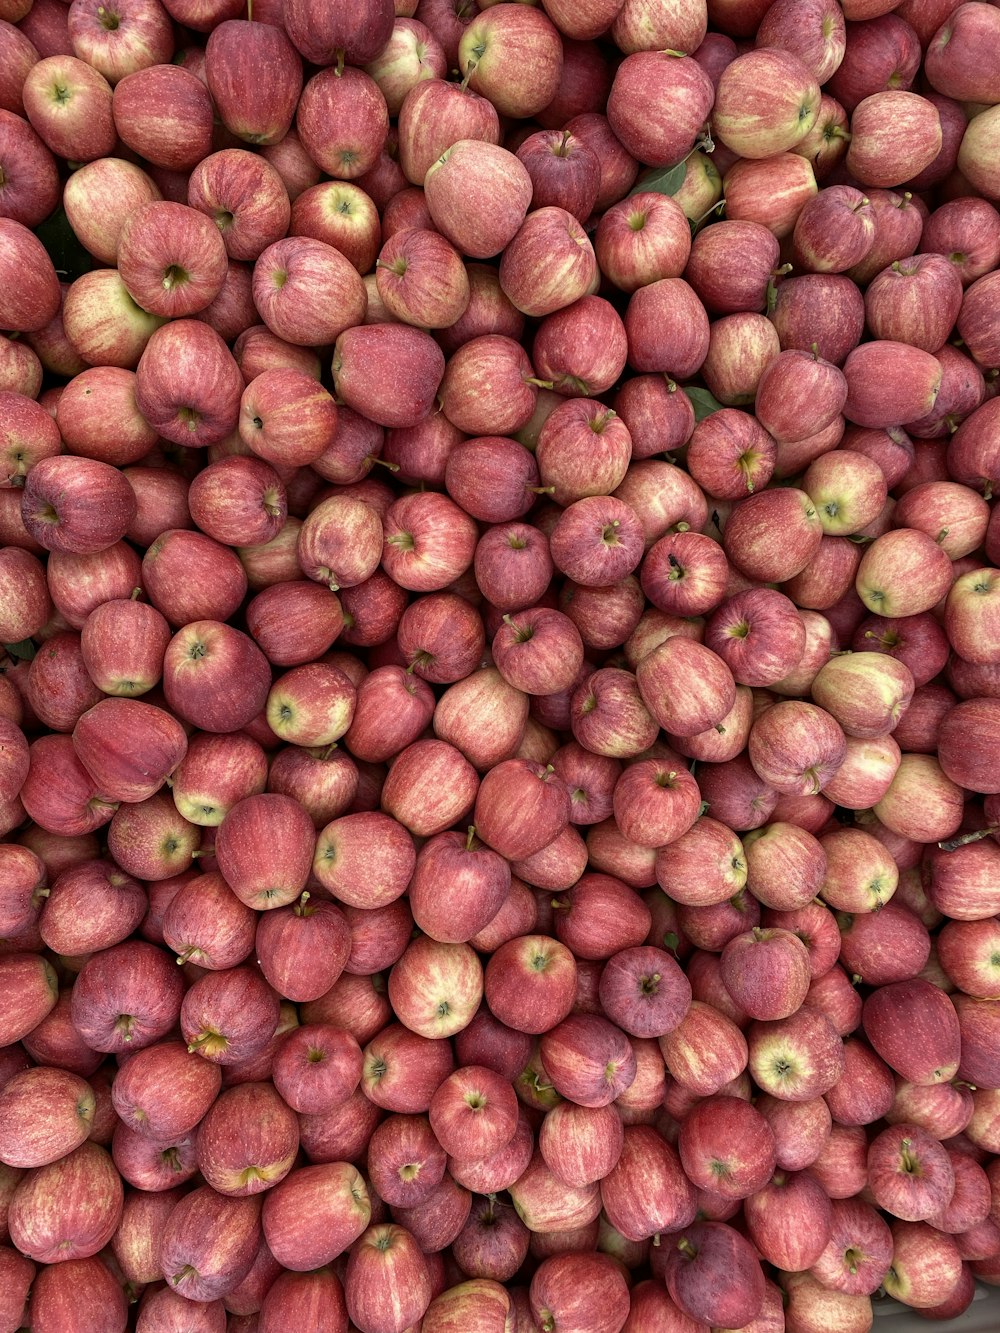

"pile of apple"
[4,0,1000,1330]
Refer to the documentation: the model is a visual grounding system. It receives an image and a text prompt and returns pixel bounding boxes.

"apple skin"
[809,1196,893,1297]
[20,455,137,557]
[205,18,301,146]
[499,206,598,320]
[23,53,116,163]
[537,1101,623,1190]
[771,273,865,367]
[39,856,146,957]
[409,830,511,946]
[714,47,820,159]
[180,965,280,1069]
[474,758,570,862]
[810,651,915,741]
[70,938,184,1054]
[855,527,954,619]
[843,342,943,431]
[397,77,500,186]
[253,235,368,349]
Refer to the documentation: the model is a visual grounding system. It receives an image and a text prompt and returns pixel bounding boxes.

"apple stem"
[294,891,311,916]
[130,586,142,600]
[370,456,401,473]
[465,826,477,852]
[939,826,998,851]
[692,199,725,230]
[247,0,253,18]
[335,49,345,76]
[459,61,477,91]
[525,377,554,389]
[676,1237,698,1259]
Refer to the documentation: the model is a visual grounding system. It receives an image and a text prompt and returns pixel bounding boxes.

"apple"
[142,530,247,629]
[294,62,389,181]
[162,619,271,736]
[756,1094,832,1172]
[745,1168,834,1271]
[458,4,563,119]
[20,455,136,557]
[713,47,820,158]
[70,937,184,1053]
[659,1000,749,1096]
[720,927,812,1021]
[22,54,116,163]
[408,828,511,946]
[499,206,598,320]
[158,1186,262,1302]
[344,1223,432,1333]
[945,566,1000,666]
[424,140,532,260]
[607,50,714,168]
[180,964,280,1067]
[357,1018,453,1114]
[529,1252,629,1333]
[195,1080,299,1199]
[443,435,539,525]
[846,91,942,189]
[781,1271,873,1333]
[333,323,445,429]
[867,1122,956,1221]
[748,700,846,796]
[452,1190,530,1282]
[39,856,146,957]
[862,978,961,1085]
[7,1140,122,1263]
[594,190,692,296]
[69,696,186,804]
[663,1221,766,1329]
[484,934,577,1035]
[19,733,118,839]
[429,1064,519,1162]
[205,17,302,146]
[749,1003,846,1102]
[111,1039,221,1141]
[136,318,243,448]
[0,1066,95,1169]
[253,236,368,349]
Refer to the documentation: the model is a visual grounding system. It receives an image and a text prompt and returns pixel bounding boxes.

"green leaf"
[4,640,36,661]
[34,206,95,283]
[629,161,687,198]
[683,387,725,422]
[663,932,679,956]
